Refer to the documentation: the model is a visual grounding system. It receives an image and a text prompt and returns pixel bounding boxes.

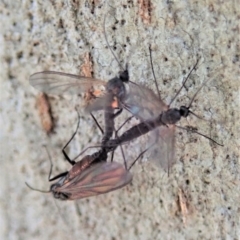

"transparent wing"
[122,83,177,171]
[124,83,168,120]
[56,162,132,200]
[147,125,176,172]
[84,94,113,113]
[120,123,176,172]
[29,71,106,95]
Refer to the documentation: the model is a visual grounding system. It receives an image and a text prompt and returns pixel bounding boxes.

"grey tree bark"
[0,0,239,239]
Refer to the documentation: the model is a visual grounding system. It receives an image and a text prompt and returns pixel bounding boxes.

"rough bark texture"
[0,0,239,239]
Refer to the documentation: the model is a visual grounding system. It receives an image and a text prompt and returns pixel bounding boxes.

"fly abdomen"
[116,118,158,144]
[102,106,115,145]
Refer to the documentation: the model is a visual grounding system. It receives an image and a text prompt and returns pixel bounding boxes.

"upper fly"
[105,57,223,173]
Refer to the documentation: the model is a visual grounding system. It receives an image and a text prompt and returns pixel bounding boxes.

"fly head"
[119,69,129,83]
[179,106,190,118]
[51,183,70,200]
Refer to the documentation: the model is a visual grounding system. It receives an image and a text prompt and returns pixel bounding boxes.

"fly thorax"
[106,77,126,101]
[161,108,181,125]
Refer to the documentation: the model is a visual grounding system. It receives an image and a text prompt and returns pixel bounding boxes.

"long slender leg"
[127,148,148,171]
[49,171,68,182]
[91,112,104,134]
[25,146,69,192]
[113,108,123,118]
[62,108,81,165]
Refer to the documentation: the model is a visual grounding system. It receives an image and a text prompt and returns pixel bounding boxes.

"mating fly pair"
[28,66,138,200]
[26,112,133,200]
[28,18,223,201]
[28,55,223,201]
[27,16,143,200]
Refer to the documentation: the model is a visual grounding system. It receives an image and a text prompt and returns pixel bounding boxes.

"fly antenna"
[184,76,212,121]
[104,14,124,72]
[104,13,138,85]
[187,78,207,109]
[169,57,200,106]
[187,110,206,121]
[149,44,161,100]
[25,182,50,193]
[176,125,224,146]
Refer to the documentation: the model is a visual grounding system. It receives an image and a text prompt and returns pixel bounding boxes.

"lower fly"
[26,110,132,200]
[26,148,132,200]
[52,147,132,200]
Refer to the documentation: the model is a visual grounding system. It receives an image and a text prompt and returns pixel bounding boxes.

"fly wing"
[29,71,106,95]
[123,83,177,171]
[148,125,176,172]
[84,94,113,113]
[56,162,132,200]
[124,83,168,120]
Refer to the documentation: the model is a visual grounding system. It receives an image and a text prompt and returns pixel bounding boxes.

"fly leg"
[62,108,81,165]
